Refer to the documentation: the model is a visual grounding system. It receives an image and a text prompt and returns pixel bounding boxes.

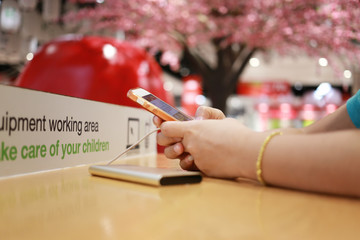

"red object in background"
[256,102,297,120]
[237,82,264,96]
[15,35,173,108]
[237,81,291,97]
[181,75,202,116]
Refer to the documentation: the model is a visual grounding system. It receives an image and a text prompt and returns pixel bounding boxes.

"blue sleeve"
[346,90,360,128]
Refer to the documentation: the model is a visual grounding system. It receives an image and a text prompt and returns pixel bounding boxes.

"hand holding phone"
[127,88,193,121]
[128,88,199,172]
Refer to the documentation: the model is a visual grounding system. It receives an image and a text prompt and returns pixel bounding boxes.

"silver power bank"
[89,164,202,186]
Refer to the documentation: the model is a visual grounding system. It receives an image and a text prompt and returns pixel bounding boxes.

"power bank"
[89,164,202,186]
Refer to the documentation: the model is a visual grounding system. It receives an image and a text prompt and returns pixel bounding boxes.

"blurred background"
[1,0,359,131]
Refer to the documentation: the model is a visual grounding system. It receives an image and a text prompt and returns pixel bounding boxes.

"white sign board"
[0,85,157,177]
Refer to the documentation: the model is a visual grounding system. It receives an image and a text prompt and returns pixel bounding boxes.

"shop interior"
[1,2,360,239]
[0,0,358,132]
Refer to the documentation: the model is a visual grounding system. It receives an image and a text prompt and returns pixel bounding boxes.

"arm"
[160,118,360,197]
[303,104,356,133]
[159,104,360,197]
[262,104,356,135]
[260,103,360,196]
[261,129,360,197]
[156,103,355,162]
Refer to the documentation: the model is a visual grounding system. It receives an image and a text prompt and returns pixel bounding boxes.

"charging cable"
[106,128,160,165]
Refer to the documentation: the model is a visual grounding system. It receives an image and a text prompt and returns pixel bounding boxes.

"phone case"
[127,89,180,121]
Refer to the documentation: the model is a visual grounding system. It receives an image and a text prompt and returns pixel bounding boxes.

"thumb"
[195,106,225,120]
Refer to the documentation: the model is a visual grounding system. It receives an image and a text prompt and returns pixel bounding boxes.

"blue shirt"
[346,90,360,128]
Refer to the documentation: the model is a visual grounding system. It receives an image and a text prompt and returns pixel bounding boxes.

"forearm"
[302,104,355,133]
[259,130,360,197]
[262,105,355,136]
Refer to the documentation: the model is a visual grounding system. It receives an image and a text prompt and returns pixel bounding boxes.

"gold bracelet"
[256,131,283,185]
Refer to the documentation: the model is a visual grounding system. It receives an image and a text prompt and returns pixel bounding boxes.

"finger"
[153,116,163,128]
[156,132,182,146]
[176,152,189,161]
[179,155,199,171]
[163,142,184,159]
[195,106,225,120]
[160,121,190,138]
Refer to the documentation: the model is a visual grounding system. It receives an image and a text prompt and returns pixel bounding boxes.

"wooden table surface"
[1,154,359,240]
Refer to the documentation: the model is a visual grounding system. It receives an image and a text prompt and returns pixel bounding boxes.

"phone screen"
[142,94,192,121]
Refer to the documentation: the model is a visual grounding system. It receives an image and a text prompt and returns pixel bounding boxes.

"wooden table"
[1,154,359,239]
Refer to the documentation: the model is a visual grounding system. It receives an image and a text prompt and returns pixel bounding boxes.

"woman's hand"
[160,118,259,179]
[153,106,226,171]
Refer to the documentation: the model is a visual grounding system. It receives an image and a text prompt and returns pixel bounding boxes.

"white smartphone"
[127,88,193,121]
[89,164,202,186]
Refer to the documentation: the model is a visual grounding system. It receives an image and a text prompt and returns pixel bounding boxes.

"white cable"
[106,128,160,165]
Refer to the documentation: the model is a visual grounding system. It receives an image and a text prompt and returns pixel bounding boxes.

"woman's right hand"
[153,106,225,170]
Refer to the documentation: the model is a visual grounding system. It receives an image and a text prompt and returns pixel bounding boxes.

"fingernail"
[174,144,181,154]
[186,155,194,162]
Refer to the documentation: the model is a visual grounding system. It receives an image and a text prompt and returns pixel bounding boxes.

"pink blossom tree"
[65,0,360,112]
